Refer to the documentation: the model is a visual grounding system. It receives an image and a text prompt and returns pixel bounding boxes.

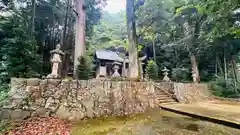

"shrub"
[145,60,159,80]
[210,76,240,98]
[171,68,191,82]
[0,84,8,102]
[0,120,12,132]
[76,56,93,80]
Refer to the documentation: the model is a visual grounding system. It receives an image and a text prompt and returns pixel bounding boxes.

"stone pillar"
[139,62,144,81]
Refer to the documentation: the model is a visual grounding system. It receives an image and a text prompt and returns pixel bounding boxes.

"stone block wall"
[0,78,158,120]
[0,78,211,121]
[173,83,210,103]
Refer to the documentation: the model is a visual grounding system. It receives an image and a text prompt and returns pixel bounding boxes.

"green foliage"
[76,56,93,80]
[0,120,12,132]
[211,76,240,98]
[0,84,8,102]
[88,11,127,51]
[145,60,159,80]
[85,0,106,38]
[0,15,40,80]
[171,68,191,82]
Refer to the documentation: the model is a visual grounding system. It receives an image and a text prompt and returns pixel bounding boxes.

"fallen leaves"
[1,117,71,135]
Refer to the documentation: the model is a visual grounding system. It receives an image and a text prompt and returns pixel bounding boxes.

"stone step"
[156,96,172,100]
[160,102,178,105]
[158,100,177,104]
[156,91,174,95]
[158,99,176,103]
[156,94,171,97]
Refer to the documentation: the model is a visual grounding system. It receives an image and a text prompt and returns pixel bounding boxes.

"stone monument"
[162,67,170,82]
[47,44,64,79]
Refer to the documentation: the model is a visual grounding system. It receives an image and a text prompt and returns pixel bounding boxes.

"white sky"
[103,0,126,13]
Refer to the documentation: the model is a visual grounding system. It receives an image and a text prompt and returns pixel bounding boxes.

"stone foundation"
[1,78,159,120]
[0,78,210,120]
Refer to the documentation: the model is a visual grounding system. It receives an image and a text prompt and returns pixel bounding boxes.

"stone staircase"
[154,84,178,105]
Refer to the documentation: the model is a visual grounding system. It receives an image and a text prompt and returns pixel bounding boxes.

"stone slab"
[160,102,240,128]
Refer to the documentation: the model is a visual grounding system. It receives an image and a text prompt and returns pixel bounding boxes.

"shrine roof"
[95,50,128,62]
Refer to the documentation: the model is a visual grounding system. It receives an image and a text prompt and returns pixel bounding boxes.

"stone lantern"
[47,44,64,79]
[111,61,122,78]
[191,70,197,83]
[162,67,170,82]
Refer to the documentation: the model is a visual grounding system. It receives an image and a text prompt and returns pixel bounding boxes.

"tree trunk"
[190,54,200,82]
[223,48,228,81]
[152,39,156,62]
[74,0,86,78]
[231,55,238,81]
[126,0,139,79]
[63,0,70,44]
[215,54,218,75]
[216,55,223,75]
[231,55,238,93]
[61,0,71,77]
[30,0,36,40]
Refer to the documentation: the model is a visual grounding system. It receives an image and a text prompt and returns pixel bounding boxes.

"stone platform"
[0,78,209,121]
[160,101,240,128]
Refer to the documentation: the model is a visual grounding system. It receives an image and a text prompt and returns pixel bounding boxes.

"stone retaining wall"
[0,78,211,121]
[0,78,158,120]
[173,83,210,103]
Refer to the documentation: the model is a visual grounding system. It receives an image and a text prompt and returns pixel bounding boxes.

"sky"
[103,0,126,13]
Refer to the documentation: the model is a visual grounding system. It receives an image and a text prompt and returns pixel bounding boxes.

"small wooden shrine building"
[93,49,146,79]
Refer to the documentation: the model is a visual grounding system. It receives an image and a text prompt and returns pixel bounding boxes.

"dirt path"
[162,101,240,124]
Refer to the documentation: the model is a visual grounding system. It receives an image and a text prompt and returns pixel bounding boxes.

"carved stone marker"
[47,44,64,79]
[162,67,170,82]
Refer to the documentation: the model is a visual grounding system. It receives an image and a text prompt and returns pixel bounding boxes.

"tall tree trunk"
[126,0,139,79]
[61,0,71,77]
[183,22,200,82]
[63,0,70,44]
[30,0,36,40]
[152,39,156,62]
[174,48,178,68]
[74,0,85,78]
[215,54,218,75]
[216,55,223,75]
[231,55,238,81]
[231,55,238,93]
[223,48,228,81]
[190,54,200,82]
